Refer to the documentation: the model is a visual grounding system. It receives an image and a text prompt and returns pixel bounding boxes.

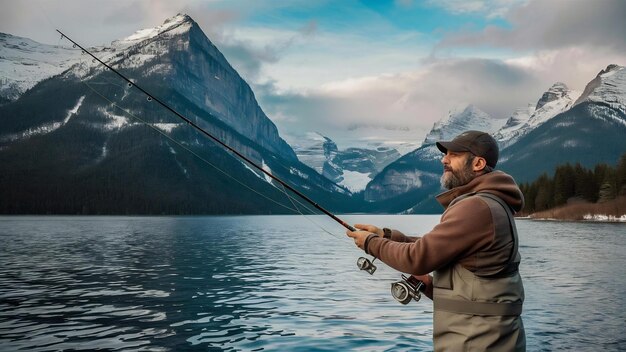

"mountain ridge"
[1,15,624,214]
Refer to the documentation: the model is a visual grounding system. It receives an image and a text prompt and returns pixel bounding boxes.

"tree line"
[519,153,626,214]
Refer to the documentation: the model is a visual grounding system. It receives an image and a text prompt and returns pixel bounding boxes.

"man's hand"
[354,224,384,237]
[346,229,373,250]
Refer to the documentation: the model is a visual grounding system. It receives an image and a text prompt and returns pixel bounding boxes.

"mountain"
[289,132,400,193]
[365,67,625,213]
[0,14,353,214]
[0,33,82,103]
[498,64,626,183]
[423,104,503,144]
[573,64,626,114]
[495,82,579,149]
[363,105,501,212]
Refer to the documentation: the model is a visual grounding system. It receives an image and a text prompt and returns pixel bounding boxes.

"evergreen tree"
[616,153,626,196]
[598,169,618,203]
[553,163,575,205]
[524,182,538,213]
[534,173,553,211]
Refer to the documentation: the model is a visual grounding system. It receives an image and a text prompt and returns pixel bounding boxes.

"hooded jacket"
[365,170,524,276]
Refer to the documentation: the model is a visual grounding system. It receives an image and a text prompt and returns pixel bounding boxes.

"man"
[347,130,526,351]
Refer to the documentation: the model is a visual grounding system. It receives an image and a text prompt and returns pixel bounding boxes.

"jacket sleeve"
[389,229,420,243]
[366,197,495,275]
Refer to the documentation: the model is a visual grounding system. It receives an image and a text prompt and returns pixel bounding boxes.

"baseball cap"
[436,130,499,168]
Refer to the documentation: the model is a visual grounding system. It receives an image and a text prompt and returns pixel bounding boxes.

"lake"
[1,215,625,351]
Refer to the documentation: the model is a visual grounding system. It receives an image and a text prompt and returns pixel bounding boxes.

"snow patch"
[338,170,371,193]
[154,123,182,133]
[0,95,84,142]
[261,159,274,184]
[242,161,262,179]
[98,107,132,130]
[64,95,85,124]
[583,214,626,222]
[289,167,310,179]
[554,121,575,128]
[242,161,273,186]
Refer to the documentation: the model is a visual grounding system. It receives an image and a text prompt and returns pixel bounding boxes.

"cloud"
[256,57,551,141]
[210,21,318,80]
[438,0,626,53]
[426,0,528,19]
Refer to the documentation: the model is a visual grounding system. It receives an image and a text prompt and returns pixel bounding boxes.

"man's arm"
[363,197,495,275]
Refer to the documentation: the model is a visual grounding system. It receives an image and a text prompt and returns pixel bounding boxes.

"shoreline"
[517,196,626,223]
[517,216,626,224]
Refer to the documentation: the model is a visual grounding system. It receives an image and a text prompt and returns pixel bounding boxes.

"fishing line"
[85,79,347,243]
[278,183,347,241]
[81,80,300,214]
[58,30,378,273]
[57,29,358,232]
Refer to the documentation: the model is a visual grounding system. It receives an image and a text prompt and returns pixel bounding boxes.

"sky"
[1,0,625,149]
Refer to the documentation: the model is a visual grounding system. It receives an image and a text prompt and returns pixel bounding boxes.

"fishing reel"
[391,274,425,305]
[357,257,377,275]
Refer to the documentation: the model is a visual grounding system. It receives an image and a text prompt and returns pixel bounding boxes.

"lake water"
[0,215,625,351]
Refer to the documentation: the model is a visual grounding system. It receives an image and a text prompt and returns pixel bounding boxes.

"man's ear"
[473,157,487,172]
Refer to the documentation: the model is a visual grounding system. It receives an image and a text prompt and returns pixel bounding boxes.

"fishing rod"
[56,29,378,274]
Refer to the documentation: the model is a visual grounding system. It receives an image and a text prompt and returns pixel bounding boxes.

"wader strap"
[435,297,523,316]
[476,192,520,277]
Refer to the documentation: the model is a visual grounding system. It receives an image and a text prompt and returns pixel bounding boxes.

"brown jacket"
[366,170,524,276]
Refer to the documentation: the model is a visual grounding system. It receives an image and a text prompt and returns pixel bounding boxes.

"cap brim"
[436,141,471,154]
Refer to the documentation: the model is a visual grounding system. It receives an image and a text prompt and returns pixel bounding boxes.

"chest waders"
[432,192,526,352]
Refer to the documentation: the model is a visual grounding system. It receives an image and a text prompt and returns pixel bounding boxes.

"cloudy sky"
[2,0,625,149]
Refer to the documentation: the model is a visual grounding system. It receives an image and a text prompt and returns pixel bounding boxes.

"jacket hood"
[436,170,524,212]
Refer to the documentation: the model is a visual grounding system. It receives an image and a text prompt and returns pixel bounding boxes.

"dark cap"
[436,130,499,168]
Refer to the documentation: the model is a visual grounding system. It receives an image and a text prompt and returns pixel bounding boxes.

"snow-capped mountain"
[498,64,626,183]
[0,33,82,102]
[0,14,352,214]
[574,64,626,116]
[365,68,626,213]
[494,104,534,144]
[423,104,503,145]
[288,132,400,193]
[495,83,579,149]
[364,104,501,209]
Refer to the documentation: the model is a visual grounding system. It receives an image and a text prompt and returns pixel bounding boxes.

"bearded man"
[347,130,526,351]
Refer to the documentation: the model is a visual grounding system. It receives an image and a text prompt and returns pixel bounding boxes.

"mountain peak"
[536,82,571,110]
[423,104,500,145]
[113,13,195,47]
[574,64,626,113]
[495,82,579,149]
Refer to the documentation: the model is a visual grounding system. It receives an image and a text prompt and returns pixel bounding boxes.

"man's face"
[440,151,476,190]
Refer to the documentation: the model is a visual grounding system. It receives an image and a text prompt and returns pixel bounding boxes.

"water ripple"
[0,216,624,351]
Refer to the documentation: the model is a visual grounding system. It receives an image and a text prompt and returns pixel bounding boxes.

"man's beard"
[440,159,476,190]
